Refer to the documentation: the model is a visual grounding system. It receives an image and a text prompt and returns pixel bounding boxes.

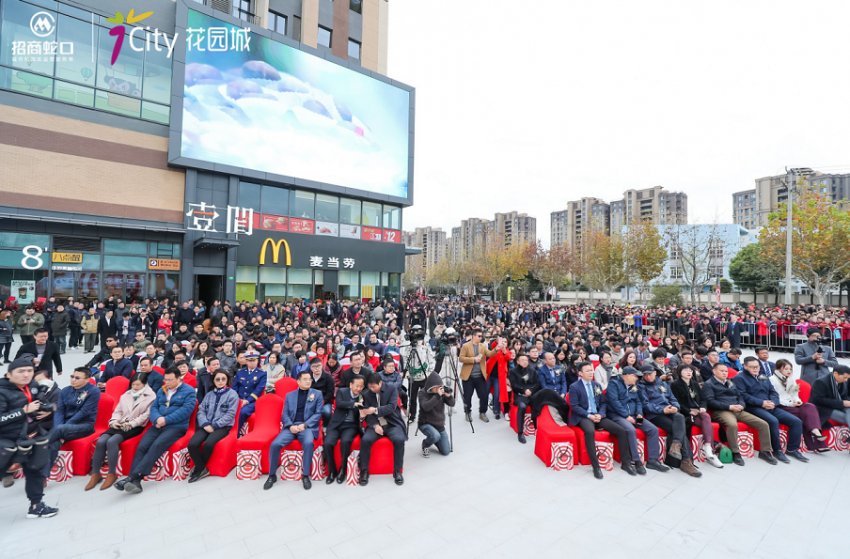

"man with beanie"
[795,327,839,384]
[0,356,59,518]
[418,369,455,457]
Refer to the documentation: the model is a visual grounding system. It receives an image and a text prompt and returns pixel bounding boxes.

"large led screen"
[180,9,410,199]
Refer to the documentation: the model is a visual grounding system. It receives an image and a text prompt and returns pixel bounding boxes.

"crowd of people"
[1,294,849,518]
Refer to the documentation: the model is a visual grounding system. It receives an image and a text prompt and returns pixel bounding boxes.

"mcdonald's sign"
[259,238,292,266]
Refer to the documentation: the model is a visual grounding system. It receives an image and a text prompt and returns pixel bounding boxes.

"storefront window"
[290,191,315,219]
[262,185,288,215]
[103,255,147,271]
[0,0,56,77]
[361,202,381,227]
[388,272,401,300]
[78,273,99,300]
[81,254,100,270]
[315,194,338,222]
[104,240,147,255]
[150,242,180,258]
[236,266,257,302]
[142,34,172,104]
[339,271,358,301]
[55,14,96,86]
[0,233,49,249]
[52,272,75,299]
[0,269,48,304]
[260,267,286,301]
[340,198,360,225]
[383,206,401,230]
[239,182,261,212]
[287,268,312,301]
[0,249,48,269]
[360,271,379,301]
[149,273,179,299]
[313,270,324,301]
[104,273,123,298]
[126,274,145,301]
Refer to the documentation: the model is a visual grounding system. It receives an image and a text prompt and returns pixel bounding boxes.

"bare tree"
[668,222,730,306]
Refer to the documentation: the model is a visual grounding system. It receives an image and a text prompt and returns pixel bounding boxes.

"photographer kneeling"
[418,369,455,457]
[0,357,59,518]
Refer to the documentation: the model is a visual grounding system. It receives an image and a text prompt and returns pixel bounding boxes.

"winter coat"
[150,382,196,429]
[0,378,42,439]
[52,311,70,337]
[110,385,156,428]
[0,319,13,344]
[418,371,455,429]
[56,383,101,425]
[81,314,99,334]
[16,312,44,336]
[197,387,239,430]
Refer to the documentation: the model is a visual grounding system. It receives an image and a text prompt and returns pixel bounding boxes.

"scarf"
[214,386,230,395]
[773,368,798,395]
[130,387,146,402]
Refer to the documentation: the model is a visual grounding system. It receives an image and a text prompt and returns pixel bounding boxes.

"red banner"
[362,226,383,241]
[290,218,315,235]
[261,214,289,231]
[382,230,400,243]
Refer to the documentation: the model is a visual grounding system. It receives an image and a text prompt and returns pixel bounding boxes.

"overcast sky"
[386,0,850,247]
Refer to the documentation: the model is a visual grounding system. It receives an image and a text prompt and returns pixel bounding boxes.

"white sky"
[386,0,850,247]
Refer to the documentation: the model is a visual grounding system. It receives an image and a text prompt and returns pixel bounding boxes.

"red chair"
[570,425,617,468]
[533,406,577,469]
[333,435,398,475]
[797,379,811,403]
[275,377,298,396]
[713,421,755,457]
[58,393,115,477]
[726,369,738,379]
[509,405,535,436]
[117,424,153,476]
[105,376,130,401]
[162,406,198,479]
[236,395,285,474]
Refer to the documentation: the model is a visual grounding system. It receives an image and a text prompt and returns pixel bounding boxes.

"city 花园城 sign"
[51,252,82,264]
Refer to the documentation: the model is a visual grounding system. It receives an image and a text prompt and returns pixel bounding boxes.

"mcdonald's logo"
[260,238,291,266]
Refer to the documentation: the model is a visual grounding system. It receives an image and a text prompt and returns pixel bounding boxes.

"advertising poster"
[11,280,35,304]
[383,230,401,243]
[339,225,361,240]
[261,214,289,231]
[362,227,383,241]
[315,221,339,237]
[290,218,315,235]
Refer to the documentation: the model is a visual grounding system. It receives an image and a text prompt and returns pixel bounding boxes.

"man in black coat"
[15,329,63,378]
[509,353,541,444]
[809,365,850,430]
[98,310,118,350]
[359,372,407,486]
[323,374,365,484]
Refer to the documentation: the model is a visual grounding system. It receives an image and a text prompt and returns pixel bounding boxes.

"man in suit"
[755,347,775,377]
[795,328,839,384]
[98,310,118,350]
[359,372,408,486]
[324,374,365,484]
[809,365,850,432]
[727,315,744,349]
[15,328,63,378]
[735,356,806,463]
[458,329,497,423]
[699,348,720,384]
[568,361,634,479]
[703,362,774,466]
[264,370,323,491]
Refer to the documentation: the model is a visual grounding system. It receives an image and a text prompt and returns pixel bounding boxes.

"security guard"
[235,350,267,434]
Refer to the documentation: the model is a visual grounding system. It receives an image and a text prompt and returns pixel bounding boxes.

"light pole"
[783,167,811,306]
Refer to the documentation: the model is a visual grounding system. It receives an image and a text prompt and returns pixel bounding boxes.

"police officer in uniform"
[234,350,266,434]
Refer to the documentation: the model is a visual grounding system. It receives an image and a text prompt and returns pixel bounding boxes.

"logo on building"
[260,239,292,266]
[105,9,154,65]
[30,11,55,37]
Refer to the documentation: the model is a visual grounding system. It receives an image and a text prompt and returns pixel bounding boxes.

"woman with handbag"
[87,372,155,491]
[0,356,58,518]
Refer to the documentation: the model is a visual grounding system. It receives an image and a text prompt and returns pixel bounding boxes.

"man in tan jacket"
[459,329,497,423]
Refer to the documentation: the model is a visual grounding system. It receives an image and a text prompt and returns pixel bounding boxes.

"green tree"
[650,285,684,307]
[760,186,850,305]
[579,231,629,304]
[728,243,782,302]
[719,278,733,293]
[625,219,668,303]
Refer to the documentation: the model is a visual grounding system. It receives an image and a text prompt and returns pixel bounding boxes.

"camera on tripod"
[409,325,426,344]
[439,328,459,348]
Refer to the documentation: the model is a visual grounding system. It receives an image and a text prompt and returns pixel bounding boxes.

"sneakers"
[421,446,431,458]
[668,441,683,461]
[479,413,489,423]
[758,451,778,465]
[703,445,724,469]
[263,475,277,490]
[27,502,58,519]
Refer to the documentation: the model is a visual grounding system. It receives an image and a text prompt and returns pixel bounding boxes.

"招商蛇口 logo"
[30,11,55,37]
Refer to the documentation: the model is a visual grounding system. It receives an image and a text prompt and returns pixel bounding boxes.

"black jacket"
[417,372,455,430]
[810,374,850,426]
[15,341,62,377]
[0,378,41,440]
[509,364,541,403]
[362,383,408,437]
[311,372,335,406]
[85,346,114,369]
[327,387,363,431]
[670,377,707,415]
[98,316,118,339]
[702,376,745,411]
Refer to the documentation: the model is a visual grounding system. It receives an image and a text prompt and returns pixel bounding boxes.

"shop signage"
[148,258,181,271]
[11,280,35,304]
[52,265,82,271]
[185,202,255,234]
[20,245,45,270]
[260,238,292,266]
[309,256,355,269]
[362,227,382,241]
[51,252,82,264]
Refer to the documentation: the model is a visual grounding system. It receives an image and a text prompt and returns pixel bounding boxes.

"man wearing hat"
[234,350,267,434]
[795,327,839,384]
[638,364,702,477]
[0,356,59,518]
[605,366,669,474]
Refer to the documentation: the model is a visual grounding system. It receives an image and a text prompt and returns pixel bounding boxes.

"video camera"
[439,327,459,348]
[409,325,426,344]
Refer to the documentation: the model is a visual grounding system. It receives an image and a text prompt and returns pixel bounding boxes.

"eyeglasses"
[70,375,86,380]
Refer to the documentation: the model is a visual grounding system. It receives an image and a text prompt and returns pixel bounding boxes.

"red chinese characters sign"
[362,227,382,241]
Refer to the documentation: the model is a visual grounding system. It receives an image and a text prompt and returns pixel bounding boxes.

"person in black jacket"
[323,375,365,484]
[15,329,63,378]
[809,365,850,439]
[509,353,542,444]
[309,357,334,425]
[670,364,722,469]
[418,370,456,457]
[0,357,59,518]
[359,373,407,486]
[98,310,118,350]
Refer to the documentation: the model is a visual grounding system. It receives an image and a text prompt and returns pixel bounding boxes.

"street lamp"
[784,167,812,306]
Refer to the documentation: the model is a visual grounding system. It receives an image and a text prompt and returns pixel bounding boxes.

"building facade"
[401,226,447,276]
[0,0,412,305]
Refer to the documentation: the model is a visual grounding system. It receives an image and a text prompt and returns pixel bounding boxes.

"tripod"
[439,345,472,452]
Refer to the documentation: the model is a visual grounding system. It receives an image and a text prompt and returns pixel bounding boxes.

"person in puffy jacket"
[417,369,455,456]
[87,372,155,491]
[44,367,101,478]
[187,370,238,483]
[0,310,14,363]
[98,345,134,389]
[606,367,666,475]
[0,357,59,518]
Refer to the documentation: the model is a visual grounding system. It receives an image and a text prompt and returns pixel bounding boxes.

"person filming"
[417,368,456,457]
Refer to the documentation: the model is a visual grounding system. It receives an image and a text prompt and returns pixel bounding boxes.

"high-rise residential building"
[553,187,686,250]
[435,211,538,263]
[550,198,609,249]
[737,169,850,229]
[494,211,537,247]
[401,227,447,274]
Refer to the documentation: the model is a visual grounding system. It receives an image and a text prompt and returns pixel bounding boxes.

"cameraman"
[0,357,59,518]
[796,328,839,384]
[404,325,433,425]
[418,369,455,457]
[434,328,459,374]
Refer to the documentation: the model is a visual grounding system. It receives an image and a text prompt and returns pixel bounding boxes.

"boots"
[85,473,103,491]
[703,444,723,468]
[100,473,118,490]
[681,458,702,478]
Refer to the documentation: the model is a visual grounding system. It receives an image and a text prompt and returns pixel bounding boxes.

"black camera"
[409,327,426,343]
[38,402,55,412]
[442,386,452,395]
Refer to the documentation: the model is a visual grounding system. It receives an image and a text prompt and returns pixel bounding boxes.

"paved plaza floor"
[2,345,848,559]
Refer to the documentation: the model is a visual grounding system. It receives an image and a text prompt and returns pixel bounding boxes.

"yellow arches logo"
[260,238,291,266]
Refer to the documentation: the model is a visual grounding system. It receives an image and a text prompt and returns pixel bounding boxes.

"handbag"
[14,415,51,471]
